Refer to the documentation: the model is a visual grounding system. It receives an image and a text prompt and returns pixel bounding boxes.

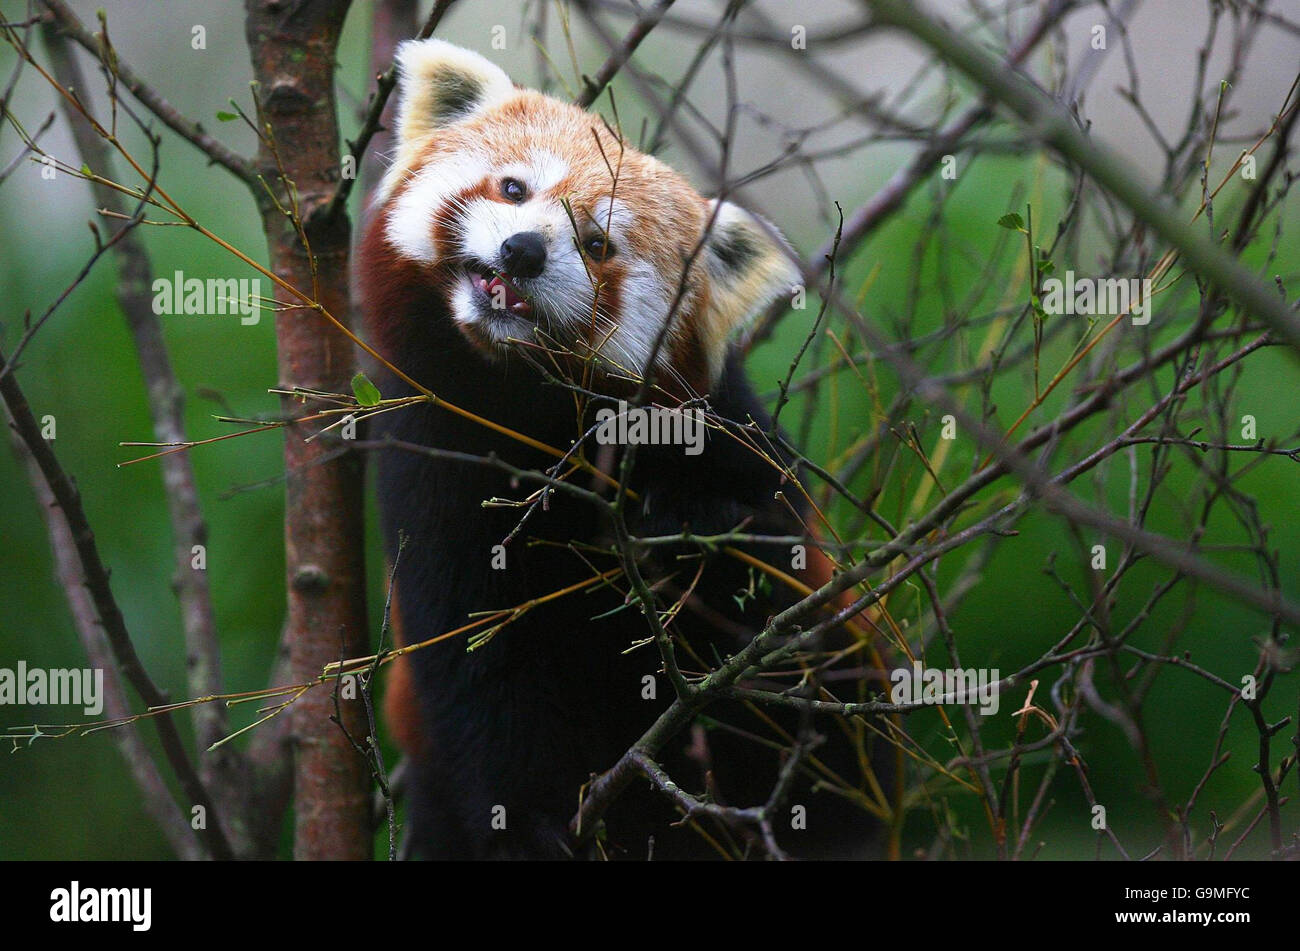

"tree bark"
[244,0,371,860]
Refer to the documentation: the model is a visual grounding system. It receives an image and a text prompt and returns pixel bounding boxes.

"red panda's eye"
[584,234,615,259]
[500,178,527,202]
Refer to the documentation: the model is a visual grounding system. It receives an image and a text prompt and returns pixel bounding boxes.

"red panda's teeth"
[467,270,533,317]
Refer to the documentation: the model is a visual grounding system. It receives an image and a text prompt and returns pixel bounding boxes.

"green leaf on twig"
[351,372,381,407]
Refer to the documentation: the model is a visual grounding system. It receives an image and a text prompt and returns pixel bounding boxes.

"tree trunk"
[245,0,371,861]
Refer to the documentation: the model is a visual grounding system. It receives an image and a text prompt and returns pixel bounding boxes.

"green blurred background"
[1,0,1296,859]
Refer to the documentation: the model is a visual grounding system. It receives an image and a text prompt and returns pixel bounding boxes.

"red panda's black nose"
[499,232,548,279]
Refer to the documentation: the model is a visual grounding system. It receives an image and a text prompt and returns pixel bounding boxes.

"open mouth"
[467,264,534,318]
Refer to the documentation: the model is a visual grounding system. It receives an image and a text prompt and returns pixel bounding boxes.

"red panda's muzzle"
[469,270,534,317]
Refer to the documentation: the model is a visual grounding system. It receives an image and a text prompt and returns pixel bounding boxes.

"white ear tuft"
[393,39,516,140]
[699,200,800,360]
[379,40,517,200]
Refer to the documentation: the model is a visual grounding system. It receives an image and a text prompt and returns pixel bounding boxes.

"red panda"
[358,38,888,859]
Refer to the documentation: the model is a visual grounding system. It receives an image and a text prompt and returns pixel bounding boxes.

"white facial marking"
[604,260,675,372]
[459,195,559,268]
[385,151,487,262]
[498,150,568,195]
[449,278,477,325]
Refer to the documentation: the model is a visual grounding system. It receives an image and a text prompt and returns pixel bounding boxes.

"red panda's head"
[369,39,797,398]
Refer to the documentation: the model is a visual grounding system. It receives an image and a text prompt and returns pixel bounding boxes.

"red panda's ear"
[699,200,800,367]
[389,39,516,166]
